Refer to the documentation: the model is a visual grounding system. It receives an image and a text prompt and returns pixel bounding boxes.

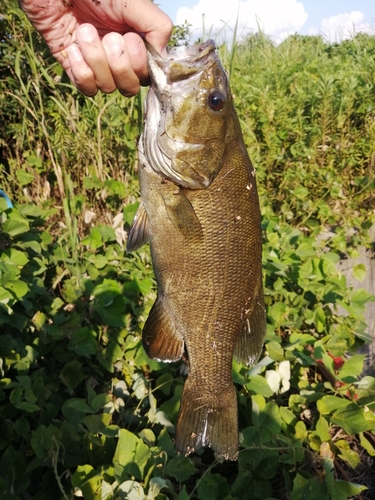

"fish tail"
[175,377,238,460]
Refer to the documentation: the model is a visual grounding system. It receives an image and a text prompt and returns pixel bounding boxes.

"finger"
[102,32,142,97]
[67,42,98,96]
[76,24,116,94]
[144,18,173,56]
[123,33,149,86]
[126,0,173,53]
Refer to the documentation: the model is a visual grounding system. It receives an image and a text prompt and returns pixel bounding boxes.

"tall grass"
[0,0,141,215]
[231,33,375,227]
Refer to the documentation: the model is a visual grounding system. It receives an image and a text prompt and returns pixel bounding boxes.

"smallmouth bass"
[127,40,266,460]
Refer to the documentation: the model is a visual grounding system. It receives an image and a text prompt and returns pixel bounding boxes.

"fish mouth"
[146,40,217,84]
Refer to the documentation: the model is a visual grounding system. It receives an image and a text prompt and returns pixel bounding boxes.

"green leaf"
[71,465,103,499]
[90,393,111,411]
[351,288,375,306]
[197,473,230,500]
[4,280,29,300]
[26,154,43,171]
[317,396,351,415]
[0,444,29,495]
[2,213,30,237]
[15,169,34,186]
[14,402,39,413]
[118,480,145,500]
[92,254,108,269]
[69,327,98,357]
[279,407,297,427]
[82,227,103,250]
[104,179,126,197]
[60,360,86,390]
[1,249,28,266]
[268,302,287,325]
[62,398,95,425]
[335,440,361,469]
[352,264,366,281]
[246,375,274,397]
[331,403,372,435]
[134,277,154,296]
[315,416,330,442]
[359,432,375,456]
[31,425,62,458]
[165,455,197,482]
[335,480,368,497]
[113,428,151,481]
[176,486,189,500]
[266,341,284,361]
[83,413,111,433]
[291,473,328,500]
[337,354,365,382]
[156,373,174,395]
[157,427,175,457]
[123,202,140,225]
[138,428,155,447]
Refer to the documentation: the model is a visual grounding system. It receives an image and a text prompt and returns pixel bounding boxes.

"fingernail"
[68,42,82,62]
[78,24,96,43]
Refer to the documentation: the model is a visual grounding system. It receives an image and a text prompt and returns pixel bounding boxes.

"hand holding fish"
[20,0,172,96]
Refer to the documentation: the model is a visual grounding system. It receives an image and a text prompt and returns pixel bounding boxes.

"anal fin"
[143,297,184,362]
[127,201,150,252]
[234,286,266,366]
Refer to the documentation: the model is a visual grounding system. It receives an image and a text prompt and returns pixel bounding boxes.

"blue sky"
[157,0,374,43]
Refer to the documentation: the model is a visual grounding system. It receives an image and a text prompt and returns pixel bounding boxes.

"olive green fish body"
[128,41,266,460]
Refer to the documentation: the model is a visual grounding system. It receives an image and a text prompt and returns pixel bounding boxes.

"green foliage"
[1,199,374,499]
[229,32,375,228]
[1,1,375,498]
[0,0,141,207]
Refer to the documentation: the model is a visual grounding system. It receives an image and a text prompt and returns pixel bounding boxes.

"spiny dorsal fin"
[143,297,184,362]
[126,201,150,252]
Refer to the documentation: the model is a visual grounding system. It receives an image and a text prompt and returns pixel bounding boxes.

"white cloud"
[310,11,374,42]
[176,0,308,43]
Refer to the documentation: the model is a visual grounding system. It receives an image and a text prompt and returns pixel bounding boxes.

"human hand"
[20,0,173,96]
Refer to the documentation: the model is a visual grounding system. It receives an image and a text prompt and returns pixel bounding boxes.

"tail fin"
[175,378,238,460]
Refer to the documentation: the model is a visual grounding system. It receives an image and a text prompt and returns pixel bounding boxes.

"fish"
[127,40,266,460]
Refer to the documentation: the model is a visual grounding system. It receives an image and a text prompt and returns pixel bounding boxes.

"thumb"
[125,0,173,53]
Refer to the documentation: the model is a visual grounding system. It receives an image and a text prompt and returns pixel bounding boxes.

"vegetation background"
[0,1,375,498]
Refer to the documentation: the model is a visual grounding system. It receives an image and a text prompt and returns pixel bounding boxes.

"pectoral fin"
[143,297,184,362]
[126,201,150,252]
[162,190,203,241]
[234,286,266,366]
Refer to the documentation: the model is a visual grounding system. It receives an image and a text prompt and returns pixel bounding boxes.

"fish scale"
[127,40,266,459]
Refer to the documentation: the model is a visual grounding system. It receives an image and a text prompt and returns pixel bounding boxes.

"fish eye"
[208,91,225,112]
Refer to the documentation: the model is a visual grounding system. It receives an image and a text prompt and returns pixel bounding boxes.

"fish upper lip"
[146,39,216,64]
[146,40,217,83]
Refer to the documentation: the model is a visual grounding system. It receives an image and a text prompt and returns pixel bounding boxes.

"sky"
[157,0,374,44]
